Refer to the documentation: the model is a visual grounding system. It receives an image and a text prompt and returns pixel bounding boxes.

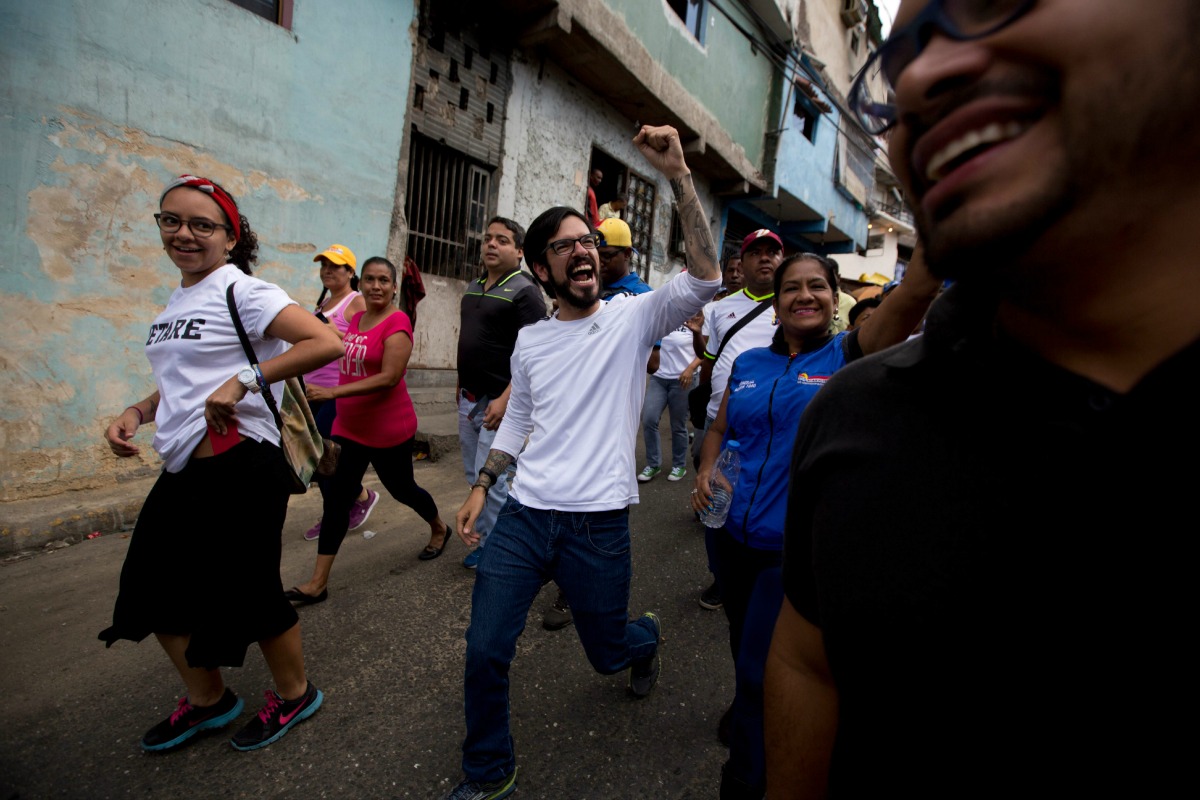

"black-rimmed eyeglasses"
[545,234,600,256]
[154,212,231,238]
[850,0,1037,135]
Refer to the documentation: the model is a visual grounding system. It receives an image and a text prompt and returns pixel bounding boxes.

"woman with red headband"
[99,175,343,753]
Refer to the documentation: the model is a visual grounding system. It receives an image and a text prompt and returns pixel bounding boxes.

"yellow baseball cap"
[315,244,357,270]
[596,218,634,249]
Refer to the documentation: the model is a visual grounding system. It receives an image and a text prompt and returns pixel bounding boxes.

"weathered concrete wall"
[409,274,464,370]
[497,53,722,287]
[411,47,726,371]
[0,0,415,502]
[804,0,867,95]
[605,0,775,169]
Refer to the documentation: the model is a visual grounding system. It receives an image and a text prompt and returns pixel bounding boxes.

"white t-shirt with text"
[145,265,296,472]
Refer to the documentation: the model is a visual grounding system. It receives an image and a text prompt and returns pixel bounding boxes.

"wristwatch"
[237,367,261,394]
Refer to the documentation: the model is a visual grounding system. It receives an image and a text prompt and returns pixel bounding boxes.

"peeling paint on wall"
[1,0,415,501]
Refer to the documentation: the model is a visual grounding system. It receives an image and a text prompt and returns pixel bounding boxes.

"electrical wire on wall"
[704,0,887,166]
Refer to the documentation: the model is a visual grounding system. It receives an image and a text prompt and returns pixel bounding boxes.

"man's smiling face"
[888,0,1200,277]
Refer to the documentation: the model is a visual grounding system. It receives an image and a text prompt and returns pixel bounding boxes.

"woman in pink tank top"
[301,245,375,543]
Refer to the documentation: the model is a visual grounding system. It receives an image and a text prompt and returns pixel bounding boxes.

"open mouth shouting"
[567,256,597,288]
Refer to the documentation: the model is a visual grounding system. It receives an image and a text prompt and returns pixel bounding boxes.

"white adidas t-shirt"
[701,289,778,419]
[492,269,721,511]
[145,264,296,472]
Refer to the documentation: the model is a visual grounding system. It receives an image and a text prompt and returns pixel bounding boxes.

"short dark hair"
[362,256,397,284]
[488,216,526,249]
[523,206,590,299]
[774,252,840,297]
[848,295,882,326]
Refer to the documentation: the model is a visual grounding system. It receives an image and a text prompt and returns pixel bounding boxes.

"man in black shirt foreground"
[766,1,1200,797]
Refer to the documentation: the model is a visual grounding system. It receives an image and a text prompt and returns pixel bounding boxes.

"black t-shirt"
[782,283,1196,797]
[457,269,546,398]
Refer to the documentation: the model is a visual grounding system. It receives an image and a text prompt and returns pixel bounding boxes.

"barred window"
[405,134,493,282]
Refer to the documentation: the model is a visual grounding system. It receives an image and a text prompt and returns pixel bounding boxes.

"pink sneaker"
[348,489,380,531]
[304,519,322,542]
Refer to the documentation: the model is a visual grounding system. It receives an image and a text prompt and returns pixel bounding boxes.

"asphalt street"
[0,428,735,799]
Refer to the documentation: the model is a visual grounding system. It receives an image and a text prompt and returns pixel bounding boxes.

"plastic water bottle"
[701,440,741,528]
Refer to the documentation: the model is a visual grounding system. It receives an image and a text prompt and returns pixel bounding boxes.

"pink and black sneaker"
[141,688,244,752]
[230,681,323,751]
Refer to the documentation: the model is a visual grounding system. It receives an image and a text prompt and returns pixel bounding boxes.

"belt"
[461,388,478,402]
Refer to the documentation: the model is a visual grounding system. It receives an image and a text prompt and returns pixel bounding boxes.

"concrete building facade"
[1,0,903,531]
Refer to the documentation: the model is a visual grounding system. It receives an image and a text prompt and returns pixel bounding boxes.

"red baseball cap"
[740,229,783,255]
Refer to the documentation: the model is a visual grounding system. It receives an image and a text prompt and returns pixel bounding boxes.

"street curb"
[0,423,462,557]
[0,477,153,558]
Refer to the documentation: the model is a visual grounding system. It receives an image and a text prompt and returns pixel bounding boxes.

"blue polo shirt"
[601,272,652,299]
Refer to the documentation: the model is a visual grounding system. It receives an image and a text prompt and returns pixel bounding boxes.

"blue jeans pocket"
[584,512,630,557]
[498,498,525,518]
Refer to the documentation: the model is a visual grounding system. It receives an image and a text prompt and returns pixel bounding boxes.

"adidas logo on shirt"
[588,322,601,335]
[726,312,737,318]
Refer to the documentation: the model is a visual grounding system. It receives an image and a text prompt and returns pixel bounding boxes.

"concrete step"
[408,385,457,418]
[414,410,459,464]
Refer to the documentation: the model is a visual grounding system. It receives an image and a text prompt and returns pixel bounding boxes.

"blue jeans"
[458,392,514,547]
[461,499,660,782]
[724,567,784,794]
[642,374,690,470]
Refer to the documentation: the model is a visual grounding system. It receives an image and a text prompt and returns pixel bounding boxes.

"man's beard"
[553,273,599,310]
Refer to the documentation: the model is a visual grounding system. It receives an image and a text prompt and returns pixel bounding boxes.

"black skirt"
[98,438,299,670]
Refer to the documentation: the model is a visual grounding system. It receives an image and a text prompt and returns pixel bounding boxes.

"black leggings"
[317,436,439,556]
[308,398,363,500]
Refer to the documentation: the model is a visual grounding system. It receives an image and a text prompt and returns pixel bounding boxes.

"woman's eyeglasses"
[154,213,231,238]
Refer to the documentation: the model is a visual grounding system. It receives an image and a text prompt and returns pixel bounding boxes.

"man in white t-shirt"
[443,125,723,800]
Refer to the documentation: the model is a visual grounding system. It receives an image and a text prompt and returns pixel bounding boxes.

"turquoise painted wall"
[0,0,414,499]
[605,0,774,168]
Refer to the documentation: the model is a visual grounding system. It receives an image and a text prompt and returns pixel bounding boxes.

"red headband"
[159,175,241,240]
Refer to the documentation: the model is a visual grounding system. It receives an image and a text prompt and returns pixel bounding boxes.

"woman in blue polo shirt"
[692,250,939,798]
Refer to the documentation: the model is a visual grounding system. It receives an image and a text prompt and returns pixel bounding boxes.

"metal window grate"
[625,171,656,280]
[405,134,492,282]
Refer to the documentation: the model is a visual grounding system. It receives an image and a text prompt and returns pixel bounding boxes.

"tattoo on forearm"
[671,175,718,280]
[483,449,514,479]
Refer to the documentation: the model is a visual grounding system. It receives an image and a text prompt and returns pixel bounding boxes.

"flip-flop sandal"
[284,587,328,605]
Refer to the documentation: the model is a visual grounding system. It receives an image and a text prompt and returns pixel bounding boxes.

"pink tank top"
[304,291,360,388]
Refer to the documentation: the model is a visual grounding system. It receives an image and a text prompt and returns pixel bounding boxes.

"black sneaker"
[229,681,323,751]
[141,688,244,752]
[718,702,734,747]
[443,768,518,800]
[699,580,723,610]
[628,612,661,698]
[542,590,572,631]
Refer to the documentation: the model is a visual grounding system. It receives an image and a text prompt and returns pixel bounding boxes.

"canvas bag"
[225,283,325,493]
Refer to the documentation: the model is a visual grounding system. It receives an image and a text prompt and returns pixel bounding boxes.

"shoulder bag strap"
[713,298,773,361]
[225,282,284,431]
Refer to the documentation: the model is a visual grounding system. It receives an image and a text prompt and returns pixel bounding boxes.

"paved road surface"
[0,433,735,799]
